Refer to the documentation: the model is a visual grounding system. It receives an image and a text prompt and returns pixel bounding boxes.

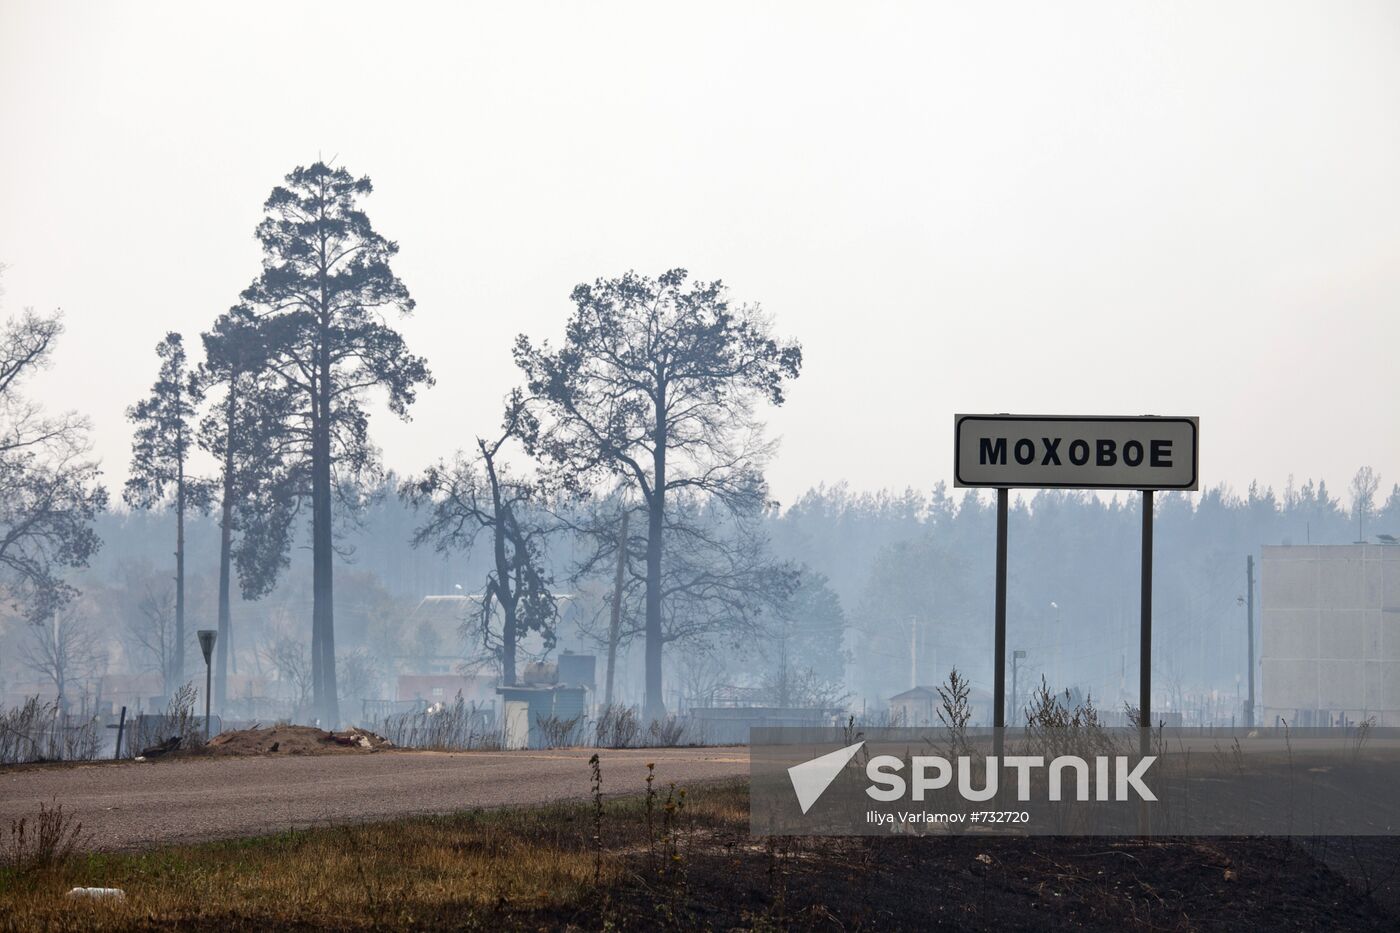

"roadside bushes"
[536,713,586,748]
[381,693,500,750]
[128,682,205,757]
[1023,676,1118,759]
[0,697,100,765]
[647,715,687,748]
[595,705,689,748]
[3,801,83,874]
[379,697,703,751]
[595,704,641,748]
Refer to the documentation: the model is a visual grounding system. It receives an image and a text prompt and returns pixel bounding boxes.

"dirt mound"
[203,725,394,757]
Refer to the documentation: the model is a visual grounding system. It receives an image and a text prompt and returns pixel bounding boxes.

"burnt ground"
[603,830,1400,931]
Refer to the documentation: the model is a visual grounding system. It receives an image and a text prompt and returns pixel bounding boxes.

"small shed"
[889,686,946,726]
[889,685,995,726]
[497,684,588,749]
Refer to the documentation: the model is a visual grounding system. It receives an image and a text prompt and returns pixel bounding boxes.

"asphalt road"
[0,746,749,851]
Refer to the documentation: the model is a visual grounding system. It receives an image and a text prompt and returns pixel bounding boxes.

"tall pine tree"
[243,162,432,725]
[125,332,208,690]
[197,305,298,712]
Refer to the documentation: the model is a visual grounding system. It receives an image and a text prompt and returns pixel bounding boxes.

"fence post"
[113,705,127,759]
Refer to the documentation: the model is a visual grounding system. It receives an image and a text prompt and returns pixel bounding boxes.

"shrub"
[130,682,205,757]
[595,704,641,748]
[647,715,686,748]
[0,697,101,765]
[536,713,586,749]
[4,801,82,874]
[381,693,499,750]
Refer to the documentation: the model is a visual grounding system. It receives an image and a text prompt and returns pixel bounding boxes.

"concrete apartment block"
[1260,544,1400,727]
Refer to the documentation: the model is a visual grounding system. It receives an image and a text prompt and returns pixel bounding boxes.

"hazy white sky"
[2,1,1398,507]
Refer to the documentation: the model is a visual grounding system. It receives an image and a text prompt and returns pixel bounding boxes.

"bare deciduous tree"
[760,664,851,711]
[20,609,106,712]
[336,648,379,717]
[517,269,801,718]
[262,635,314,721]
[121,579,182,695]
[571,493,798,688]
[760,569,849,709]
[675,647,727,709]
[403,392,558,685]
[1351,465,1381,542]
[0,303,106,622]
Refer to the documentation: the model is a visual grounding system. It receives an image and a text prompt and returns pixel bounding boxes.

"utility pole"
[603,508,628,710]
[1245,555,1255,728]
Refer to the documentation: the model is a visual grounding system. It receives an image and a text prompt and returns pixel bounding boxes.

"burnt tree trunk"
[310,241,339,726]
[174,446,186,692]
[644,390,667,722]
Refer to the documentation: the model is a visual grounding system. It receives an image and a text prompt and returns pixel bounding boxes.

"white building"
[1260,544,1400,726]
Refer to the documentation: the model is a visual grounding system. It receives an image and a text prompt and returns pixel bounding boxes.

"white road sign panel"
[955,415,1198,490]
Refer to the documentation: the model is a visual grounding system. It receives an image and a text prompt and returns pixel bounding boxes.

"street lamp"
[197,630,217,741]
[1236,554,1255,728]
[1049,601,1062,689]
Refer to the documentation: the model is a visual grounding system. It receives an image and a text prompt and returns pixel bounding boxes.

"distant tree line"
[65,461,1395,719]
[6,158,1397,726]
[770,475,1400,712]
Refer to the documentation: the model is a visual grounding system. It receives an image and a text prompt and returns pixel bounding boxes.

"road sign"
[197,629,217,665]
[956,414,1200,774]
[196,629,217,740]
[954,415,1198,490]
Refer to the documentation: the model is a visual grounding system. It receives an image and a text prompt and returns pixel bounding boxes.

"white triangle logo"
[787,741,864,814]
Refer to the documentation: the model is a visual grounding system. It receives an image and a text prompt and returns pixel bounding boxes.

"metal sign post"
[1140,490,1153,757]
[954,414,1198,763]
[197,629,217,741]
[993,488,1008,758]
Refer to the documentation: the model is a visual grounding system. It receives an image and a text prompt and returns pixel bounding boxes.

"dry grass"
[0,779,748,932]
[0,778,1395,932]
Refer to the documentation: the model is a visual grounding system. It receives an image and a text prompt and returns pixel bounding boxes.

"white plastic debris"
[66,887,125,901]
